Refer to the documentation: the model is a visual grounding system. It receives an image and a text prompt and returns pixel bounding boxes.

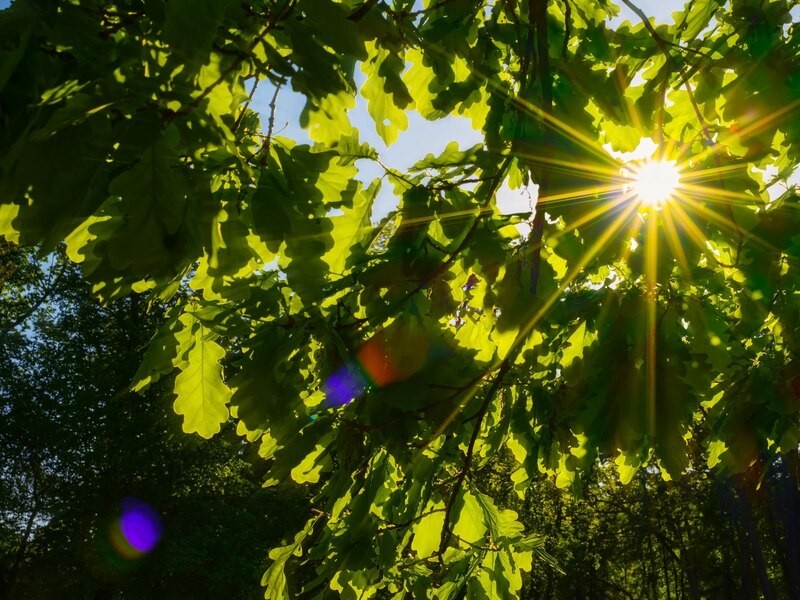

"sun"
[626,160,681,208]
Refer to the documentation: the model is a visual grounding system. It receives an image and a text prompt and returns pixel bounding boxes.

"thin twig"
[377,509,446,532]
[232,78,260,133]
[2,256,66,333]
[256,83,282,164]
[656,71,669,150]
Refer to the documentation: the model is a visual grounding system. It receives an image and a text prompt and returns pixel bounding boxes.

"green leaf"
[361,41,412,145]
[603,120,641,152]
[615,451,641,485]
[472,490,524,543]
[173,325,232,438]
[302,91,356,144]
[131,308,197,392]
[322,179,379,276]
[411,505,446,558]
[706,439,728,469]
[263,517,318,600]
[289,440,331,484]
[452,489,488,545]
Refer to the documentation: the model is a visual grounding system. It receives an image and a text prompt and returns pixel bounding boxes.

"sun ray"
[394,177,631,248]
[420,198,640,450]
[691,97,800,165]
[680,182,764,206]
[516,153,624,183]
[644,206,659,439]
[505,197,640,360]
[675,192,780,257]
[662,200,722,268]
[677,163,750,183]
[504,192,640,299]
[535,183,627,207]
[584,214,645,348]
[512,97,620,165]
[615,211,646,269]
[660,206,693,280]
[522,191,641,267]
[722,96,800,143]
[418,38,619,169]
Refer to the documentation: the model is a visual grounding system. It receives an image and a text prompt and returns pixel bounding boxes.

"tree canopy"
[1,0,800,597]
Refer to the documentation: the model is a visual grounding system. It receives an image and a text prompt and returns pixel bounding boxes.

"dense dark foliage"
[0,244,308,599]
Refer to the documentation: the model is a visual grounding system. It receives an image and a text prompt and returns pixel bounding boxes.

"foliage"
[473,445,800,599]
[1,0,800,596]
[0,244,308,599]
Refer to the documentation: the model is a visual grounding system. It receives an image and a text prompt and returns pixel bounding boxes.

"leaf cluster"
[2,0,800,596]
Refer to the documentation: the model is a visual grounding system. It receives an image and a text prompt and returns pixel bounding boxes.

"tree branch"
[2,255,66,333]
[377,508,445,532]
[527,0,552,295]
[255,83,282,165]
[561,0,572,61]
[437,358,513,556]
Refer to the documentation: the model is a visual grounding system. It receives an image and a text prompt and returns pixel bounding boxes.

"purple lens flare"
[118,498,161,553]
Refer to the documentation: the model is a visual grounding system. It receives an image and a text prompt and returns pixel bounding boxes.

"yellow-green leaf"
[173,326,232,438]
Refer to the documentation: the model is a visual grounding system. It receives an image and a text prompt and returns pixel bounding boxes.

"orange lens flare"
[323,326,436,407]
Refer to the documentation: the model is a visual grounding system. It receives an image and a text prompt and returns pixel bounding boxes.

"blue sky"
[250,0,687,222]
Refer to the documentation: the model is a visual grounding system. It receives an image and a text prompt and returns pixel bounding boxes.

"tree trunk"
[771,456,800,600]
[734,478,776,600]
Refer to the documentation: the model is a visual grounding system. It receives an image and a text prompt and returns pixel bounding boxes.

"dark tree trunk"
[734,478,776,600]
[770,456,800,600]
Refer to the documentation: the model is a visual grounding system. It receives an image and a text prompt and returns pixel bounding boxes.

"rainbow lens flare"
[323,326,434,408]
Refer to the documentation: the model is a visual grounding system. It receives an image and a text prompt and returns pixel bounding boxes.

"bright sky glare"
[631,160,681,208]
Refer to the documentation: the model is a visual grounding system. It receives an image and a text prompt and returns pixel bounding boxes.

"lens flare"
[627,160,680,208]
[324,362,370,407]
[109,498,161,560]
[120,499,161,552]
[323,324,438,408]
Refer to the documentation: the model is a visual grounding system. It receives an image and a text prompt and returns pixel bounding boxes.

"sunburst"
[624,159,681,209]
